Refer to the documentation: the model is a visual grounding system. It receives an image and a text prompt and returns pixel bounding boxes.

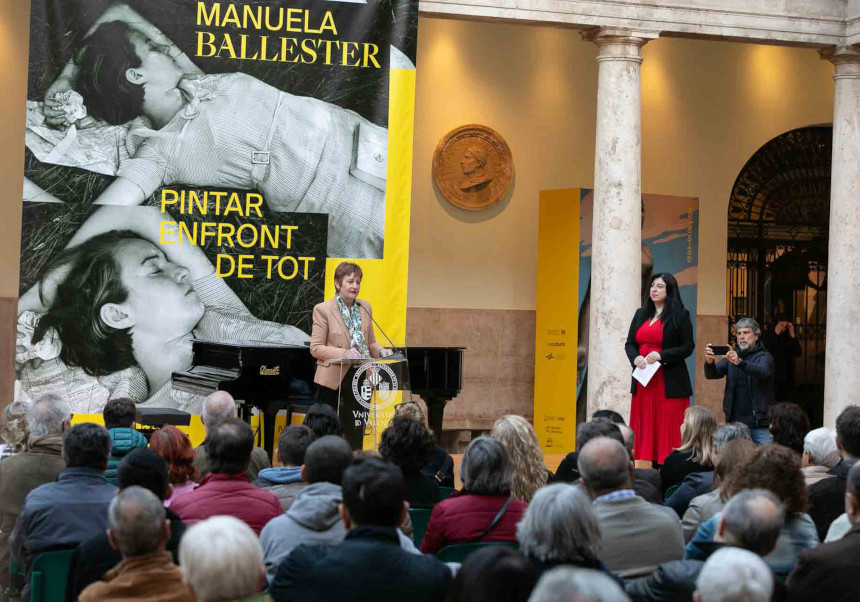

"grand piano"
[172,340,464,456]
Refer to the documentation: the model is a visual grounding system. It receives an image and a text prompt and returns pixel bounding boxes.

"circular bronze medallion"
[432,124,513,211]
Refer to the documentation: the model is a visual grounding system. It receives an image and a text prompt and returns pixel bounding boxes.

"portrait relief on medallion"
[432,124,513,211]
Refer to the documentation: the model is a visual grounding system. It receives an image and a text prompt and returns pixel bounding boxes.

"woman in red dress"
[625,273,695,464]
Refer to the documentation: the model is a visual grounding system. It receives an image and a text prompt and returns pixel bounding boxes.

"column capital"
[581,27,659,63]
[819,44,860,79]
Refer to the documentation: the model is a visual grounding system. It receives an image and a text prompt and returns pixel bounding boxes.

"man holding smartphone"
[704,317,775,444]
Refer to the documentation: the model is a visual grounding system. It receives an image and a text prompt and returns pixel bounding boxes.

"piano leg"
[425,396,448,444]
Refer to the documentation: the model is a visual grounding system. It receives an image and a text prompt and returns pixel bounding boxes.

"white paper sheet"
[633,362,661,387]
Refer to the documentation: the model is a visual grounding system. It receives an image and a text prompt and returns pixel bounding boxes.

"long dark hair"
[33,230,140,376]
[644,272,685,326]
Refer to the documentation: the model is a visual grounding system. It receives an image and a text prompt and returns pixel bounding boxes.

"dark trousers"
[315,377,365,450]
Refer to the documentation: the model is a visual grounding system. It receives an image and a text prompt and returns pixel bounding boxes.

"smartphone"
[709,345,731,356]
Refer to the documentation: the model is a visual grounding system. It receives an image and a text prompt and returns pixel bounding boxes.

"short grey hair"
[720,489,785,556]
[528,567,630,602]
[713,423,752,453]
[696,548,773,602]
[461,436,513,496]
[28,394,71,437]
[108,486,166,557]
[803,427,840,468]
[577,437,631,494]
[180,516,264,602]
[517,484,601,564]
[734,318,761,337]
[201,391,236,427]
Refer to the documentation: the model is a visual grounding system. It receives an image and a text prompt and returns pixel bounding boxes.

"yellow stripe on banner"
[534,189,580,453]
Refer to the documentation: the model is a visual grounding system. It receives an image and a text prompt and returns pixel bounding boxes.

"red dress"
[630,319,690,463]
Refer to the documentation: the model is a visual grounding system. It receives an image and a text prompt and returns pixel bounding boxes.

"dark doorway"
[726,126,831,427]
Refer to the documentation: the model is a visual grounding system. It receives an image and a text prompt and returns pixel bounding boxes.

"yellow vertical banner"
[534,189,580,453]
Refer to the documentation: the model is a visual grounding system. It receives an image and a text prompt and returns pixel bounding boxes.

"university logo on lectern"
[351,361,399,410]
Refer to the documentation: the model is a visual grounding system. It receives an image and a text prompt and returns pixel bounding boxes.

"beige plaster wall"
[408,17,836,315]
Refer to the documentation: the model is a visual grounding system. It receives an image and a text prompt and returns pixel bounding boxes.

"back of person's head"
[714,438,756,500]
[394,400,428,427]
[577,437,632,498]
[490,415,547,502]
[201,391,236,427]
[304,435,353,484]
[63,422,111,470]
[149,425,199,485]
[591,410,625,425]
[678,406,717,465]
[461,436,513,496]
[835,405,860,460]
[207,418,253,475]
[695,548,773,602]
[576,419,623,452]
[2,401,31,453]
[517,483,601,565]
[117,447,171,501]
[617,424,635,458]
[719,489,785,556]
[379,416,434,475]
[277,424,315,467]
[802,427,840,469]
[528,567,630,602]
[731,444,807,513]
[103,397,137,430]
[341,458,406,528]
[302,403,343,439]
[767,403,809,455]
[28,394,71,437]
[712,423,752,455]
[179,516,264,602]
[847,463,860,523]
[108,486,167,557]
[447,545,536,602]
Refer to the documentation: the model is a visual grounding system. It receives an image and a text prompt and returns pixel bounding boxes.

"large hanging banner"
[15,0,418,442]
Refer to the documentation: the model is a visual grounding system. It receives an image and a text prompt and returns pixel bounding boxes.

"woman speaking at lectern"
[310,262,393,449]
[624,273,695,464]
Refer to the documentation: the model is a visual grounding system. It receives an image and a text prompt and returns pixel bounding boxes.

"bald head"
[577,437,633,498]
[718,489,785,556]
[617,424,634,458]
[108,486,168,558]
[202,391,236,428]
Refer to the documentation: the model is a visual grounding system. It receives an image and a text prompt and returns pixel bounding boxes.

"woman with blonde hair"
[0,401,31,460]
[490,415,548,502]
[659,406,716,495]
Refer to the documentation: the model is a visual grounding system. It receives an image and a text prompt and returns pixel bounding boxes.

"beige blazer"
[310,297,383,389]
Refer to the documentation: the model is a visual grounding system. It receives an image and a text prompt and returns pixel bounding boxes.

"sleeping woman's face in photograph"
[125,30,183,90]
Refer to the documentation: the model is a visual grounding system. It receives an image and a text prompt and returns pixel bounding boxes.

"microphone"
[356,300,404,358]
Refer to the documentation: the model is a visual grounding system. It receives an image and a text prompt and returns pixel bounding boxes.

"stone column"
[581,28,657,422]
[821,45,860,428]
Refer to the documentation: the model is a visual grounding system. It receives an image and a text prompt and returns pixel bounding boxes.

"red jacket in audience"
[170,472,282,535]
[419,491,527,554]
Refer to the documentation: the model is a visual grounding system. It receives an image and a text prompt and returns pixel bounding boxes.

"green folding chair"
[663,483,680,503]
[435,541,519,563]
[439,487,457,500]
[30,549,75,602]
[409,508,433,548]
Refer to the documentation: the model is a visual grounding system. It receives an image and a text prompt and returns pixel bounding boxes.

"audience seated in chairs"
[660,406,716,496]
[0,394,69,597]
[528,567,630,602]
[194,391,271,482]
[10,422,116,602]
[253,424,315,511]
[768,402,810,457]
[420,436,527,554]
[269,458,451,602]
[578,437,684,577]
[694,548,773,602]
[517,483,619,584]
[68,448,188,599]
[446,545,536,602]
[103,398,148,485]
[491,415,549,502]
[393,401,454,487]
[379,416,442,509]
[616,424,662,504]
[686,444,818,577]
[260,435,353,582]
[149,426,200,507]
[302,403,343,440]
[78,487,194,601]
[180,516,269,602]
[171,418,282,535]
[800,427,840,488]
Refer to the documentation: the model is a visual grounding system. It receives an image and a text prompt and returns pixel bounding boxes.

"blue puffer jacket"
[105,428,148,485]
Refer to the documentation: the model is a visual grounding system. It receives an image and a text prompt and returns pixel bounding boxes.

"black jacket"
[807,459,854,542]
[269,525,451,602]
[704,342,775,427]
[787,523,860,602]
[625,308,695,398]
[424,445,455,488]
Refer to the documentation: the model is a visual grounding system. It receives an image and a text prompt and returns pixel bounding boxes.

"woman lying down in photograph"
[16,199,310,414]
[31,1,387,259]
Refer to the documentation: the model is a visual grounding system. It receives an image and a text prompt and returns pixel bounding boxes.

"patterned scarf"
[337,295,369,358]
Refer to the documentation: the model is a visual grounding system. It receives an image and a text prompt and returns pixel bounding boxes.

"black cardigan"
[625,307,695,398]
